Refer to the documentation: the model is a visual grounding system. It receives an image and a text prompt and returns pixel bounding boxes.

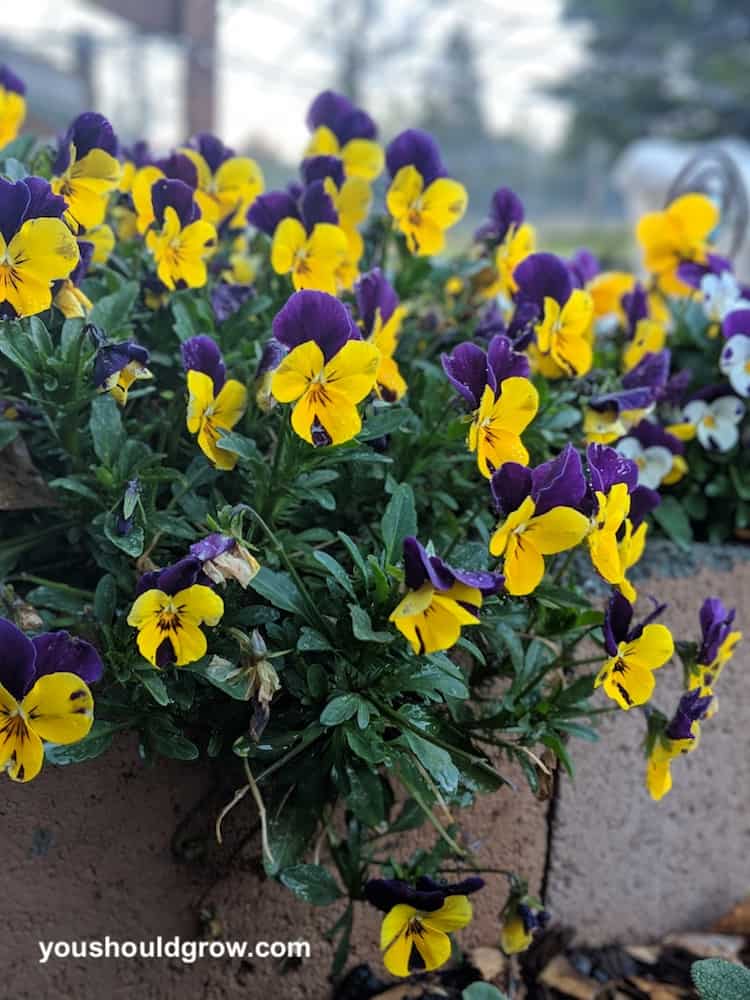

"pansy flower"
[131,151,201,234]
[514,252,594,378]
[182,335,247,470]
[595,592,674,710]
[178,133,264,227]
[489,446,589,595]
[365,875,483,977]
[250,181,348,294]
[269,291,379,446]
[720,310,750,397]
[385,129,468,256]
[51,112,121,232]
[475,187,535,300]
[687,597,742,712]
[442,335,537,478]
[304,90,383,180]
[0,65,26,148]
[616,420,686,488]
[621,283,667,372]
[189,533,260,589]
[584,351,667,445]
[302,154,371,265]
[355,268,407,402]
[500,899,550,955]
[584,444,643,601]
[0,618,102,782]
[0,176,80,319]
[636,193,718,296]
[94,340,152,406]
[567,248,600,288]
[646,689,712,801]
[389,536,503,654]
[681,395,744,453]
[127,556,224,668]
[144,178,216,290]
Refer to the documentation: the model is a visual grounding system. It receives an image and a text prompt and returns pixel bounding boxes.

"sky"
[0,0,586,160]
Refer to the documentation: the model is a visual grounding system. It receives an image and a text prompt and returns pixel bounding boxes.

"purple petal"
[364,878,446,914]
[631,419,684,455]
[31,631,104,685]
[722,309,750,340]
[181,335,226,393]
[622,350,670,392]
[156,151,200,190]
[449,566,504,595]
[568,248,600,287]
[486,334,530,389]
[93,341,149,389]
[677,253,731,289]
[629,485,660,527]
[136,555,204,598]
[475,187,524,243]
[256,338,286,377]
[697,596,735,666]
[402,537,453,591]
[210,282,254,324]
[190,533,235,562]
[490,463,533,516]
[0,178,31,243]
[152,178,200,228]
[0,618,37,701]
[301,155,345,189]
[588,386,656,415]
[122,139,153,168]
[188,133,234,172]
[475,301,507,340]
[386,129,445,185]
[247,190,300,236]
[272,290,355,363]
[54,112,118,173]
[23,176,67,221]
[622,283,648,332]
[0,65,26,96]
[306,90,377,144]
[355,268,398,335]
[415,875,485,898]
[300,179,338,230]
[665,689,712,740]
[514,252,572,309]
[441,342,488,409]
[587,443,638,494]
[604,592,633,654]
[532,444,585,515]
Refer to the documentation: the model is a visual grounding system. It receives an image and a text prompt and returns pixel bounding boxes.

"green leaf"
[320,693,360,726]
[49,477,102,504]
[215,430,262,463]
[297,627,333,652]
[45,721,117,766]
[349,604,393,643]
[692,959,750,1000]
[359,405,415,441]
[249,567,306,615]
[462,985,510,1000]
[314,550,356,599]
[138,670,171,706]
[652,495,693,550]
[104,516,144,556]
[88,281,139,333]
[89,394,124,467]
[403,732,460,793]
[344,763,387,826]
[336,531,370,585]
[93,574,117,625]
[264,802,317,876]
[279,864,342,905]
[147,716,199,760]
[0,420,19,450]
[381,482,417,563]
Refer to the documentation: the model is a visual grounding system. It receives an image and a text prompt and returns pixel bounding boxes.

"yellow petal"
[305,125,340,159]
[503,533,546,596]
[291,383,363,445]
[271,340,325,404]
[324,340,380,403]
[341,138,384,180]
[336,176,372,228]
[173,585,225,627]
[132,165,166,233]
[8,217,80,283]
[524,507,589,555]
[22,672,94,744]
[186,370,215,434]
[668,192,719,243]
[380,905,414,978]
[271,218,307,275]
[127,588,170,628]
[386,165,423,221]
[421,178,468,230]
[421,895,473,933]
[621,624,674,672]
[213,378,248,430]
[600,658,655,710]
[0,682,44,783]
[412,925,452,972]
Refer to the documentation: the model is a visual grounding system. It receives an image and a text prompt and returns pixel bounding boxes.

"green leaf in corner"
[349,604,393,643]
[462,985,510,1000]
[652,495,693,550]
[692,958,750,1000]
[249,567,306,615]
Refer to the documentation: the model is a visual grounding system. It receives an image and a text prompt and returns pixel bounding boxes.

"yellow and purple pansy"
[0,176,80,319]
[475,187,535,300]
[385,129,468,257]
[364,876,483,978]
[249,182,349,294]
[304,89,384,181]
[583,349,667,445]
[51,112,121,232]
[93,339,152,406]
[178,132,264,228]
[442,334,538,478]
[131,150,199,234]
[514,252,594,378]
[499,898,550,955]
[620,282,667,372]
[0,618,102,782]
[182,334,247,470]
[355,267,407,402]
[646,688,713,801]
[389,536,503,654]
[127,555,224,668]
[686,596,742,711]
[595,592,674,710]
[301,154,371,275]
[636,192,719,296]
[489,446,590,595]
[144,178,216,290]
[269,290,380,446]
[0,65,26,149]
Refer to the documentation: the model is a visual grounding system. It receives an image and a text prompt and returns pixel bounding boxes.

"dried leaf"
[469,945,507,982]
[661,933,744,961]
[539,955,599,999]
[710,897,750,936]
